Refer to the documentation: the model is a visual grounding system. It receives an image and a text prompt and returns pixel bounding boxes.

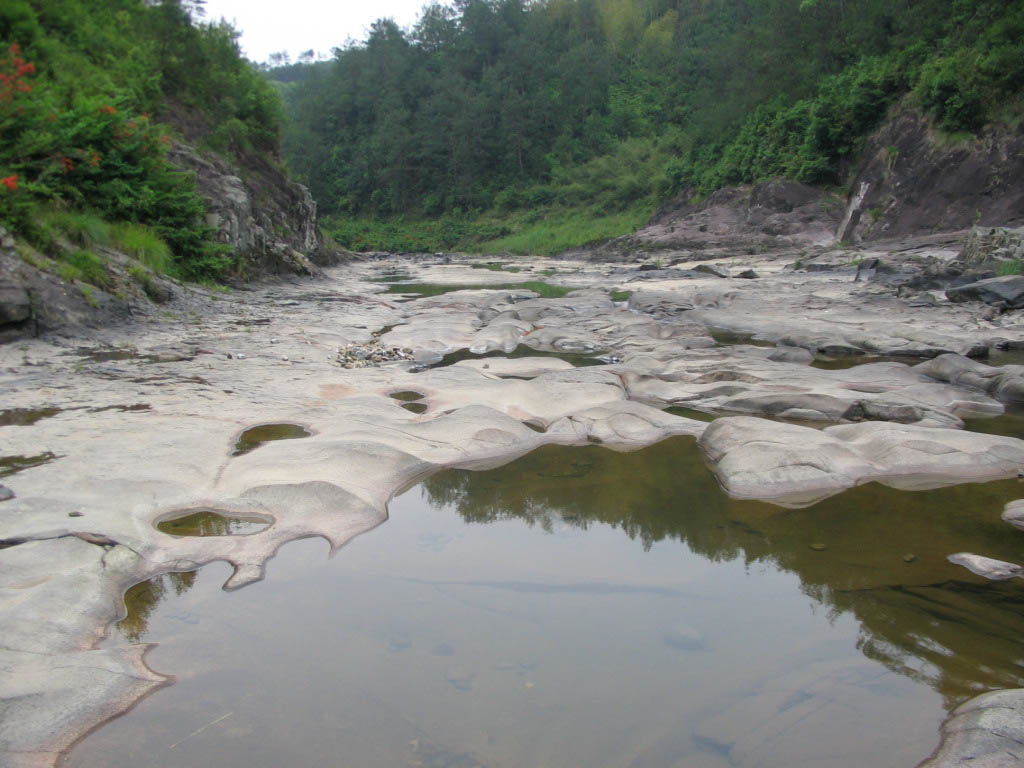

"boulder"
[947,553,1024,580]
[946,276,1024,308]
[694,263,732,278]
[0,284,31,326]
[1001,499,1024,532]
[699,416,1024,505]
[913,689,1024,768]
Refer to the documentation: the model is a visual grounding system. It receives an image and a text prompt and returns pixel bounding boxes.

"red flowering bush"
[0,40,227,278]
[0,44,34,103]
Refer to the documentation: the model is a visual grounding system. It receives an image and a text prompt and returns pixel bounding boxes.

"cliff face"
[838,109,1024,243]
[0,137,339,340]
[168,143,337,278]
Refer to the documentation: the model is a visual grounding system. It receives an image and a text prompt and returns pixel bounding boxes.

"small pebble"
[68,511,84,517]
[903,553,917,563]
[809,542,828,551]
[0,485,14,502]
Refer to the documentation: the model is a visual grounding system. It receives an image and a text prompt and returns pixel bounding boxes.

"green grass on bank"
[476,206,651,256]
[325,205,653,257]
[17,206,180,295]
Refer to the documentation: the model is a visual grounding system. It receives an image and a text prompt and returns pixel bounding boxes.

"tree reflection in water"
[423,436,1024,708]
[117,571,197,643]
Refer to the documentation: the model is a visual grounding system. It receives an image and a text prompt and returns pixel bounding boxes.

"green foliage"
[998,259,1023,276]
[471,262,521,272]
[128,264,168,302]
[327,214,511,253]
[478,206,651,256]
[79,283,99,307]
[326,203,650,257]
[271,0,1024,236]
[64,249,110,288]
[110,222,173,273]
[38,208,111,247]
[511,281,572,298]
[609,289,633,302]
[1,0,286,282]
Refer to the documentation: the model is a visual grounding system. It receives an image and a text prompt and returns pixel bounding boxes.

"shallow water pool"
[64,438,1024,768]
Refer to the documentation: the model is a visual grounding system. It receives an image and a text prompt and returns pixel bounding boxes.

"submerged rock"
[1001,500,1024,532]
[947,553,1024,581]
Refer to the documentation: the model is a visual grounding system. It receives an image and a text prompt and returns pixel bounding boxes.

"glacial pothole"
[155,510,271,537]
[232,423,312,457]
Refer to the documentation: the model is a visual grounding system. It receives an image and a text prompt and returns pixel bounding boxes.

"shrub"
[111,222,173,273]
[918,57,984,132]
[38,208,111,247]
[64,249,110,288]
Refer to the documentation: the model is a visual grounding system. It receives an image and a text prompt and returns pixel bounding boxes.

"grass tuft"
[53,247,112,290]
[39,208,112,248]
[111,223,174,274]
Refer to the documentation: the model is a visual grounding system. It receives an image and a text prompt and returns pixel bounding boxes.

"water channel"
[63,436,1024,768]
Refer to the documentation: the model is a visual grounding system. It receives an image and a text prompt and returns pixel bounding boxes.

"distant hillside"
[0,0,329,285]
[269,0,1024,249]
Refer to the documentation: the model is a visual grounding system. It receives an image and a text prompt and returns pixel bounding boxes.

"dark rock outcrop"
[0,233,134,341]
[573,179,844,261]
[838,109,1024,244]
[946,276,1024,309]
[168,144,337,277]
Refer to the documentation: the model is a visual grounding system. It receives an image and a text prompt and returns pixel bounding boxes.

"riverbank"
[3,244,1024,766]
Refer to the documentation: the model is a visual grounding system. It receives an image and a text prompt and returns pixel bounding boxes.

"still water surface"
[65,438,1024,768]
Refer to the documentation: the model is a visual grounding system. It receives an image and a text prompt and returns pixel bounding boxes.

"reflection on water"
[66,438,1024,768]
[117,571,197,643]
[384,281,571,298]
[0,407,61,426]
[0,451,58,477]
[964,405,1024,440]
[988,348,1024,367]
[232,423,311,457]
[708,328,776,348]
[156,511,270,537]
[431,344,604,369]
[810,354,922,370]
[426,441,1024,707]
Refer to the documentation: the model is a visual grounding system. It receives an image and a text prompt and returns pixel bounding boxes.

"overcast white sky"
[200,0,433,63]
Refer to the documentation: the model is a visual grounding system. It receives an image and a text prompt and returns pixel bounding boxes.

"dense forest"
[1,1,1021,270]
[272,0,1024,252]
[0,0,284,280]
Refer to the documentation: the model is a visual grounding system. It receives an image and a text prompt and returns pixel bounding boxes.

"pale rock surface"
[700,417,1024,505]
[4,249,1024,767]
[917,689,1024,768]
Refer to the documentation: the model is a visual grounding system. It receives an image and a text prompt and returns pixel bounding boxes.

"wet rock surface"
[3,246,1024,767]
[917,689,1024,768]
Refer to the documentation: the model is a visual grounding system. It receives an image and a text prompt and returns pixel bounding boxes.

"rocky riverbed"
[3,241,1024,767]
